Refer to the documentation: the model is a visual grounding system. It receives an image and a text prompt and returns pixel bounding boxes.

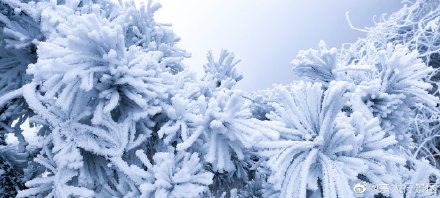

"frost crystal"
[1,0,440,197]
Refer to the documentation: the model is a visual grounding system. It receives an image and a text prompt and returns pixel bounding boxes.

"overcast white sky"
[151,0,402,91]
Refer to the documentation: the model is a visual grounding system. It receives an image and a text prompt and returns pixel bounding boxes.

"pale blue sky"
[153,0,402,91]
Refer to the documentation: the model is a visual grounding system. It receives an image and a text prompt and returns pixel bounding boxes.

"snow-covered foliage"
[339,0,440,172]
[138,150,213,198]
[346,44,438,147]
[203,50,243,89]
[177,89,278,172]
[259,81,406,197]
[1,0,440,197]
[0,0,42,153]
[292,41,338,84]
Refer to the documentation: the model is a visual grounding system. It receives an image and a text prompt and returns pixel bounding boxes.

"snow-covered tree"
[1,0,440,197]
[138,150,213,198]
[292,41,338,84]
[258,81,404,197]
[0,0,42,152]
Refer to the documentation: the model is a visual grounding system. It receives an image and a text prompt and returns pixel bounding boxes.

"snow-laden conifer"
[292,41,338,84]
[15,0,191,196]
[260,81,404,198]
[350,45,438,145]
[1,0,440,197]
[138,150,213,198]
[177,89,279,172]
